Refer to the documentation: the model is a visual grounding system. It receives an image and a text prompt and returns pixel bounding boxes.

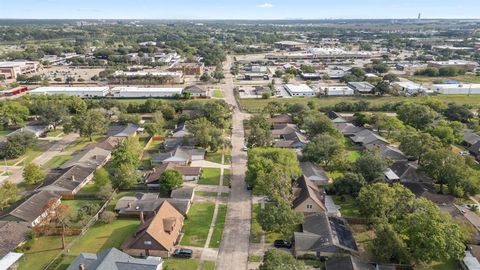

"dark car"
[172,248,193,258]
[274,240,292,249]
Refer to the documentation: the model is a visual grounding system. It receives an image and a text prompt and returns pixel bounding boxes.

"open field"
[180,202,216,247]
[239,95,480,113]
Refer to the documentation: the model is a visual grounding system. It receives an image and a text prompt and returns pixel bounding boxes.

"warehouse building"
[321,85,354,96]
[432,84,480,95]
[111,87,183,98]
[112,70,184,84]
[28,86,109,97]
[284,84,315,96]
[347,82,375,94]
[392,81,429,95]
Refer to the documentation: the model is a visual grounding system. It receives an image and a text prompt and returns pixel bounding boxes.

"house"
[462,245,480,270]
[10,125,49,138]
[270,114,294,125]
[469,141,480,161]
[67,248,163,270]
[60,147,111,169]
[115,193,191,216]
[0,221,29,270]
[183,85,208,98]
[40,165,96,197]
[122,201,184,258]
[335,123,363,136]
[347,82,375,94]
[145,163,202,185]
[272,124,302,138]
[464,130,480,147]
[351,129,389,148]
[274,131,308,149]
[325,255,407,270]
[300,162,329,186]
[375,145,408,162]
[2,191,61,227]
[107,124,138,138]
[170,186,195,201]
[387,161,423,182]
[294,212,357,258]
[151,146,206,165]
[171,123,191,138]
[293,175,327,215]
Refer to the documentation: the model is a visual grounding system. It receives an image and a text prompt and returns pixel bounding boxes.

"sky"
[1,0,480,20]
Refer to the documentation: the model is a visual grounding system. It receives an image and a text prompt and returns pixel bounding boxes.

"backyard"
[331,195,362,218]
[180,202,216,247]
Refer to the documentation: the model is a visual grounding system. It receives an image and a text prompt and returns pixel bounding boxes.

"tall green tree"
[258,200,304,237]
[355,150,390,183]
[247,114,272,147]
[302,134,341,167]
[111,136,142,168]
[397,103,438,130]
[0,101,29,128]
[23,163,45,185]
[398,128,443,164]
[67,110,109,141]
[259,249,307,270]
[0,181,18,210]
[159,170,183,196]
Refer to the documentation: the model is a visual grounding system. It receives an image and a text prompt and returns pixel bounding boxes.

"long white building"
[111,87,183,98]
[432,84,480,95]
[28,87,110,97]
[320,85,354,96]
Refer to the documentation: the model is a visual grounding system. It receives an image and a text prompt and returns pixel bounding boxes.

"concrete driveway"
[216,56,252,270]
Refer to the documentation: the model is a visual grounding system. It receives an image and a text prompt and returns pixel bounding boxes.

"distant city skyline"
[2,0,480,20]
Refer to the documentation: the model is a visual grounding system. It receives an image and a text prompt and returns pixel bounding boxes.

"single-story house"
[183,85,208,98]
[40,165,96,197]
[145,163,202,185]
[89,136,123,151]
[0,221,29,269]
[300,161,329,186]
[347,81,375,94]
[375,145,408,162]
[107,124,138,138]
[171,123,191,138]
[170,186,195,201]
[115,193,191,216]
[293,175,327,215]
[389,161,424,183]
[2,191,61,227]
[60,146,111,169]
[351,129,389,149]
[272,124,308,148]
[270,114,293,125]
[294,212,357,258]
[325,255,407,270]
[10,125,49,138]
[335,123,363,136]
[462,245,480,270]
[151,146,206,165]
[464,130,480,147]
[67,248,163,270]
[122,201,184,258]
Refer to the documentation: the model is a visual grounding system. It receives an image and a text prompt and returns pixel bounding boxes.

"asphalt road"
[216,56,252,270]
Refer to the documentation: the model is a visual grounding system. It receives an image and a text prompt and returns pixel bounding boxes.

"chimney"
[71,175,75,181]
[79,263,85,270]
[140,211,145,224]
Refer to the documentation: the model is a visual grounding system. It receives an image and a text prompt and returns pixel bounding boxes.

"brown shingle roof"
[292,175,327,212]
[145,163,201,183]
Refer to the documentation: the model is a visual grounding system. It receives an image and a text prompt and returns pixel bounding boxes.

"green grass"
[239,95,480,113]
[210,204,227,248]
[346,150,361,162]
[6,140,55,166]
[251,204,262,243]
[42,154,72,169]
[163,258,200,270]
[65,135,104,152]
[205,150,223,164]
[195,191,229,197]
[203,260,216,270]
[248,255,262,262]
[406,74,480,84]
[198,168,221,185]
[54,218,140,269]
[213,88,223,98]
[326,171,344,179]
[76,183,98,195]
[46,130,64,137]
[0,129,12,136]
[17,235,75,270]
[331,195,362,218]
[180,203,216,247]
[416,259,462,270]
[223,169,231,187]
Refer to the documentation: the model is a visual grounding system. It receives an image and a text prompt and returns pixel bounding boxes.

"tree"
[0,181,18,210]
[47,202,72,250]
[247,114,272,147]
[203,101,231,129]
[111,136,142,168]
[383,73,399,82]
[355,150,390,183]
[99,211,116,224]
[187,117,225,151]
[397,103,438,130]
[443,103,474,123]
[68,110,109,141]
[398,128,443,164]
[373,113,404,138]
[258,201,304,236]
[371,223,410,264]
[373,81,391,96]
[97,182,115,200]
[144,111,164,136]
[38,102,68,130]
[0,101,29,128]
[282,74,292,84]
[302,134,341,167]
[2,131,37,159]
[301,112,340,138]
[23,163,45,185]
[429,120,464,145]
[200,72,211,82]
[259,249,307,270]
[159,170,183,196]
[112,163,140,189]
[332,173,366,197]
[93,168,110,188]
[212,64,225,82]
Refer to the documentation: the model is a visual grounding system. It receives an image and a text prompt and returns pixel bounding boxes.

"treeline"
[414,66,467,77]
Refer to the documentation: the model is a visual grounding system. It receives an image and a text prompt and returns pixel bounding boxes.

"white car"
[242,146,248,151]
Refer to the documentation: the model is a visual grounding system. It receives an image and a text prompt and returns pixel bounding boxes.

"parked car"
[242,146,248,151]
[274,240,292,249]
[172,248,193,258]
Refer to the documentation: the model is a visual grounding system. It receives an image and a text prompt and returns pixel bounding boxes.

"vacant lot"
[180,203,215,247]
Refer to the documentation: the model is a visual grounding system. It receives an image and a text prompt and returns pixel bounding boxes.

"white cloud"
[257,3,274,8]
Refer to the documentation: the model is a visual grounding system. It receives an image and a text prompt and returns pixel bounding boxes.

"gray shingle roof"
[67,248,162,270]
[107,124,138,138]
[60,147,110,169]
[0,221,29,257]
[7,191,61,224]
[41,165,95,193]
[300,162,329,185]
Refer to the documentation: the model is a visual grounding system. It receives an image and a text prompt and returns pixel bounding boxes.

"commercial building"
[392,81,429,95]
[347,82,375,94]
[28,86,109,97]
[320,85,354,96]
[0,61,39,79]
[284,84,315,96]
[111,87,183,98]
[432,84,480,95]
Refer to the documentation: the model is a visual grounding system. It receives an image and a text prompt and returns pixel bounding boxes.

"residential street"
[216,56,252,270]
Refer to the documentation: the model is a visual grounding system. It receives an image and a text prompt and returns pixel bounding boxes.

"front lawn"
[195,191,229,197]
[42,154,71,169]
[205,150,223,164]
[210,204,227,248]
[198,168,221,185]
[46,130,64,137]
[223,169,231,187]
[17,235,75,270]
[180,203,215,247]
[417,259,462,270]
[251,204,262,243]
[331,195,362,218]
[65,135,104,152]
[163,258,200,270]
[55,218,140,269]
[213,88,223,98]
[203,260,216,270]
[6,140,55,165]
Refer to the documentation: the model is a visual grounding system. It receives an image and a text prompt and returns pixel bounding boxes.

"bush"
[99,211,116,224]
